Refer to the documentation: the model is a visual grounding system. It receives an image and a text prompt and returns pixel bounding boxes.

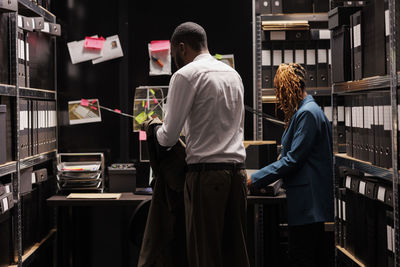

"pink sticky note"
[153,97,158,104]
[150,40,170,52]
[90,106,98,111]
[81,99,89,106]
[145,101,148,109]
[84,36,105,50]
[91,99,97,104]
[114,109,121,113]
[139,130,147,141]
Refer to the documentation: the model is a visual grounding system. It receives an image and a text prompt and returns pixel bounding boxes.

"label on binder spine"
[262,50,271,66]
[342,201,346,221]
[345,107,351,127]
[295,50,304,64]
[385,10,390,37]
[387,225,393,251]
[383,106,391,130]
[345,176,351,189]
[377,186,386,201]
[338,106,345,122]
[353,24,361,48]
[2,198,8,212]
[359,181,366,195]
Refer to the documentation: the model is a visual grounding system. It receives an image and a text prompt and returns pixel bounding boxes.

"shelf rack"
[336,246,365,267]
[0,84,17,97]
[330,0,399,266]
[8,229,56,267]
[0,2,58,266]
[334,153,393,182]
[19,87,56,100]
[17,0,55,23]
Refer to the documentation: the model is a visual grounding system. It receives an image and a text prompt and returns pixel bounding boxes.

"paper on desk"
[67,193,121,199]
[60,164,101,172]
[92,35,124,64]
[67,35,103,64]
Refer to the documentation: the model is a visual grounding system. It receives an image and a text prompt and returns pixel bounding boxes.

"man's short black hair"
[171,22,208,51]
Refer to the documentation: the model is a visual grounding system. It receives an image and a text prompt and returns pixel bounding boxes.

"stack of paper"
[262,20,309,31]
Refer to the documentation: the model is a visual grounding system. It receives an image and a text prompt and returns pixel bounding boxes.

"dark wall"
[53,0,253,165]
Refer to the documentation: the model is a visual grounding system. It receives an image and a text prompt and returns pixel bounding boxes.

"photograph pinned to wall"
[148,40,171,76]
[67,35,103,64]
[92,35,124,64]
[133,86,168,132]
[214,54,235,69]
[68,99,102,125]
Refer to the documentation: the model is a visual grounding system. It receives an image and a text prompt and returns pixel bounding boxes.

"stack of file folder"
[262,20,309,31]
[261,30,331,90]
[0,183,14,267]
[19,99,57,159]
[329,0,394,82]
[343,93,392,169]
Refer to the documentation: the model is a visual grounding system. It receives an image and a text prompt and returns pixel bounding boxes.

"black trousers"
[288,222,325,267]
[184,169,250,267]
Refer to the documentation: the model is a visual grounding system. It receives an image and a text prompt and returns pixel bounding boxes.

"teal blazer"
[251,95,334,226]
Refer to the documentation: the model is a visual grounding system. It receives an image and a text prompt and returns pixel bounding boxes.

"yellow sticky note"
[142,100,145,107]
[148,111,154,117]
[150,89,155,95]
[215,54,222,60]
[135,111,148,124]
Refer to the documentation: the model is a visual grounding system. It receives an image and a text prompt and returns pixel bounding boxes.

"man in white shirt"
[156,22,249,267]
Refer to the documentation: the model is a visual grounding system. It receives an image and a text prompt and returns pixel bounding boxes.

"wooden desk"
[47,192,151,267]
[48,191,287,267]
[47,192,151,207]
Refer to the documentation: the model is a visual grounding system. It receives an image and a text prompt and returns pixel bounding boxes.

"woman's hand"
[247,175,252,187]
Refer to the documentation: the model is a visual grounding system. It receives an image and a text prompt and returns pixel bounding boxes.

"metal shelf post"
[388,0,399,265]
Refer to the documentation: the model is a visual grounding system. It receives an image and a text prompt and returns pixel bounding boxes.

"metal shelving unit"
[0,84,17,97]
[333,73,400,94]
[388,0,399,265]
[19,87,56,100]
[17,0,55,23]
[330,0,399,266]
[254,2,332,140]
[262,87,331,103]
[334,153,393,181]
[8,229,57,267]
[0,161,17,177]
[253,1,263,140]
[333,75,391,94]
[252,2,333,267]
[260,12,328,21]
[336,246,365,267]
[0,2,58,267]
[19,150,56,170]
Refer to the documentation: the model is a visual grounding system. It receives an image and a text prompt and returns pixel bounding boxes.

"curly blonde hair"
[274,63,307,128]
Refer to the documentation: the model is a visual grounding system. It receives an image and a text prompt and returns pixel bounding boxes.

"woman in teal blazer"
[248,63,333,267]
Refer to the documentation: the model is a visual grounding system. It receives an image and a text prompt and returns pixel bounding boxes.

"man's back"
[157,53,246,164]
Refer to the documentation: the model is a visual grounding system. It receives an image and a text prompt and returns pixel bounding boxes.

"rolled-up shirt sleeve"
[156,73,196,147]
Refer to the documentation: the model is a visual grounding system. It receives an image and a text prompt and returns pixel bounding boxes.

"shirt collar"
[298,94,314,109]
[193,53,212,62]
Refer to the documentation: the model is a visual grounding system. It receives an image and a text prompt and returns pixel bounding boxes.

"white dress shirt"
[156,53,246,164]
